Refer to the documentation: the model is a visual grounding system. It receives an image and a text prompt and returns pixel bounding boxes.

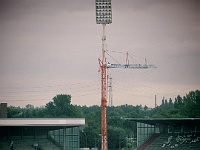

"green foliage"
[7,106,23,118]
[45,94,83,118]
[6,90,200,149]
[108,126,126,149]
[151,90,200,118]
[180,90,200,118]
[80,126,99,148]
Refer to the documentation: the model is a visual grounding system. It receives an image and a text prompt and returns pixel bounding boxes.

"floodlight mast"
[101,23,107,150]
[96,0,112,150]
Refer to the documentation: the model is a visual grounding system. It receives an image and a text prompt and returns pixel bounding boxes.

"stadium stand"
[127,118,200,150]
[0,138,62,150]
[136,133,160,150]
[144,133,200,150]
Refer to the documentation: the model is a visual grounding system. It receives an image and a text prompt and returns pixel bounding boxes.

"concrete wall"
[0,103,7,118]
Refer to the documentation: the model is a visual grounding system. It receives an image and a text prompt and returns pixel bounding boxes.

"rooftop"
[126,118,200,126]
[0,118,85,126]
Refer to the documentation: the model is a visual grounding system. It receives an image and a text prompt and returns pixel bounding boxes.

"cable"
[106,51,120,64]
[0,80,99,89]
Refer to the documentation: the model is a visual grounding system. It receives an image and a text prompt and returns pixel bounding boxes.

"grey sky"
[0,0,199,107]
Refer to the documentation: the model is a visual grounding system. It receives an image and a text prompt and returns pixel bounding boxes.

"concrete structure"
[0,103,7,118]
[0,118,85,150]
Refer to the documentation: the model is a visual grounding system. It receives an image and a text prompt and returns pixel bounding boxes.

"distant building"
[0,103,7,118]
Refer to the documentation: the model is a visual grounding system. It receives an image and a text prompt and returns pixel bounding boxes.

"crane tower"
[95,1,156,150]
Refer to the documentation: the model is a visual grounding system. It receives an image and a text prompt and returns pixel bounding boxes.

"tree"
[174,95,183,109]
[169,98,173,107]
[164,99,168,106]
[108,116,123,128]
[23,104,35,118]
[45,101,56,117]
[34,106,46,118]
[45,94,83,118]
[150,90,200,118]
[108,126,126,149]
[161,98,165,106]
[81,126,99,148]
[144,105,148,111]
[7,106,23,118]
[181,90,200,118]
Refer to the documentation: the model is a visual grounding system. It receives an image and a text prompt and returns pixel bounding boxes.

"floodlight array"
[96,0,112,24]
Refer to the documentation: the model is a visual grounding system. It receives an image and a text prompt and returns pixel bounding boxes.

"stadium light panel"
[96,0,112,24]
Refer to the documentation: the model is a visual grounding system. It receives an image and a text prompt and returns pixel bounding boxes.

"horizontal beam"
[0,118,85,126]
[107,63,156,69]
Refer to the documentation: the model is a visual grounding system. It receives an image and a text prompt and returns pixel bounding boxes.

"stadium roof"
[126,118,200,126]
[0,118,85,126]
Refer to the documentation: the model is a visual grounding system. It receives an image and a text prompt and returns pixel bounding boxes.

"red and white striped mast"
[96,0,112,150]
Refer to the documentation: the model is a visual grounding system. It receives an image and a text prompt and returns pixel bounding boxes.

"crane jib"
[107,64,156,69]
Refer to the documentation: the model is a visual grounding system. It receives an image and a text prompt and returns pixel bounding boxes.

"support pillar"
[101,23,108,150]
[63,127,66,150]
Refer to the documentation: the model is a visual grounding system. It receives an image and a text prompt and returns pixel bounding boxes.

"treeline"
[7,90,200,149]
[150,90,200,118]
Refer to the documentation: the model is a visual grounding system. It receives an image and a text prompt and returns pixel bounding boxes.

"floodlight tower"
[96,0,112,150]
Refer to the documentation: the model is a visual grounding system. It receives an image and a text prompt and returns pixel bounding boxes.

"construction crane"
[96,1,156,150]
[98,51,156,150]
[107,52,156,69]
[106,53,156,107]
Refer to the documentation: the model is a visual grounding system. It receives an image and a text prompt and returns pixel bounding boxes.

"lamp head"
[96,0,112,24]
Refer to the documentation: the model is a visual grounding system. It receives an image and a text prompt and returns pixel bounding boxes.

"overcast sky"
[0,0,199,108]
